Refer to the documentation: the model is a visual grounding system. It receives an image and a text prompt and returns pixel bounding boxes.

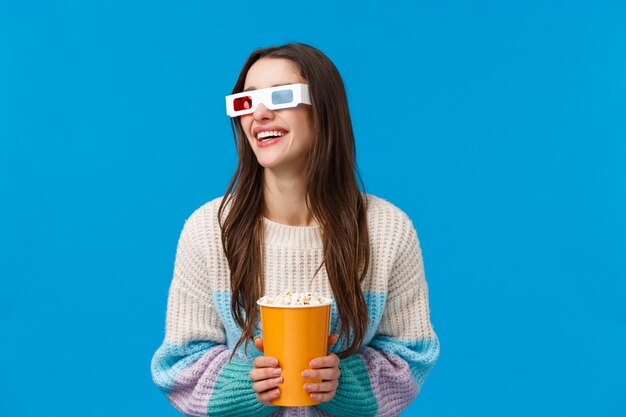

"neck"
[262,168,317,227]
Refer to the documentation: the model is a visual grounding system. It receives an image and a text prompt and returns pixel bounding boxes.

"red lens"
[233,96,253,112]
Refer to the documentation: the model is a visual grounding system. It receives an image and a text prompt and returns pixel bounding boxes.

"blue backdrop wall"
[1,1,624,416]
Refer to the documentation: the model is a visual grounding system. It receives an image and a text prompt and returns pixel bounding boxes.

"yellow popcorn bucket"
[257,300,332,406]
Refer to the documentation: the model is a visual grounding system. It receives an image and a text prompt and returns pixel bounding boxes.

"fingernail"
[311,394,318,400]
[272,368,281,376]
[303,384,312,391]
[301,371,311,378]
[270,359,278,366]
[309,360,318,367]
[272,389,280,398]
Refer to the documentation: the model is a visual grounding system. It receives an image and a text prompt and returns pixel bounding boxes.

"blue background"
[1,1,624,416]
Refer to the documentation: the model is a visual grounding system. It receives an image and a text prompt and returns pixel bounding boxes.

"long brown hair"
[218,43,370,359]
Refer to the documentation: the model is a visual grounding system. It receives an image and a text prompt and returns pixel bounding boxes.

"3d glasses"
[225,83,311,117]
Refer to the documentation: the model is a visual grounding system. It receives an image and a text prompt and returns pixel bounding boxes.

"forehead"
[244,58,306,90]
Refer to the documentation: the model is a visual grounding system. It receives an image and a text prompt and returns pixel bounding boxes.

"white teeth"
[256,130,286,140]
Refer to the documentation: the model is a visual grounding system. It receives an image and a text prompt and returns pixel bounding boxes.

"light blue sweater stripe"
[212,290,388,357]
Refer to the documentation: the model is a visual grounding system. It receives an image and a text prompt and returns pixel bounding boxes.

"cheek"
[240,114,253,125]
[240,115,253,137]
[300,116,315,148]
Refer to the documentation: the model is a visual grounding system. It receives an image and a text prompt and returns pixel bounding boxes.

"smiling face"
[239,58,315,173]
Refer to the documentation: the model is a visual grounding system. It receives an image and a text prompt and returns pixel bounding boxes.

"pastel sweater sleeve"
[150,211,276,417]
[317,216,440,417]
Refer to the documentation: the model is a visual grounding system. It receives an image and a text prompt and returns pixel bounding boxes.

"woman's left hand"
[301,333,341,402]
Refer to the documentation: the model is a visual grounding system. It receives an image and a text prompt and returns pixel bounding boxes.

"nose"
[253,103,274,121]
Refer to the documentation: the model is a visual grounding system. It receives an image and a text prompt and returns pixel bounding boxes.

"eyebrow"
[243,83,292,92]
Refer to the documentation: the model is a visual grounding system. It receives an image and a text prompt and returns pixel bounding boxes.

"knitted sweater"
[151,194,440,417]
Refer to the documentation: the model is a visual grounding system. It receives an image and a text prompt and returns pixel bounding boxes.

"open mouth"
[256,130,287,141]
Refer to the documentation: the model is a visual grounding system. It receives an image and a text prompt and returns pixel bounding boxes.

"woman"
[151,43,440,417]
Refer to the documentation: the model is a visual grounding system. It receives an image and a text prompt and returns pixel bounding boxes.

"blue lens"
[271,89,294,105]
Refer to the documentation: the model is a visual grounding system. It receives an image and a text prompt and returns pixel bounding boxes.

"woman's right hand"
[249,337,282,405]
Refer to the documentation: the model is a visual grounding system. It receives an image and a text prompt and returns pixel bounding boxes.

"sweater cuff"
[207,359,277,417]
[315,354,378,417]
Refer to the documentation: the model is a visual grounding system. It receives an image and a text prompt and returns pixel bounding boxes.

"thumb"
[328,333,339,348]
[253,336,264,353]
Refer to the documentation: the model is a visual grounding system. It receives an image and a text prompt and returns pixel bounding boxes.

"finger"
[303,380,338,393]
[253,336,264,353]
[309,353,340,369]
[308,390,336,402]
[252,376,283,394]
[327,333,339,348]
[249,366,282,382]
[301,367,341,381]
[253,355,279,369]
[257,388,281,406]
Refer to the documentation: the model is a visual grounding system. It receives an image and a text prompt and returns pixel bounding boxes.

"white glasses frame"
[225,83,311,117]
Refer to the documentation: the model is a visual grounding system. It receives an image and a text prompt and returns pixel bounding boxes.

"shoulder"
[364,193,409,219]
[364,193,416,237]
[177,195,226,245]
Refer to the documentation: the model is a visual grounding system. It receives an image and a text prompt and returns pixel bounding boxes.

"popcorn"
[258,290,331,307]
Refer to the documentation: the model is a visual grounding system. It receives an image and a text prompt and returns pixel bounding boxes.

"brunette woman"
[152,43,440,417]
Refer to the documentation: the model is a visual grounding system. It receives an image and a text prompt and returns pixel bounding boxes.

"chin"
[252,150,286,170]
[256,159,281,169]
